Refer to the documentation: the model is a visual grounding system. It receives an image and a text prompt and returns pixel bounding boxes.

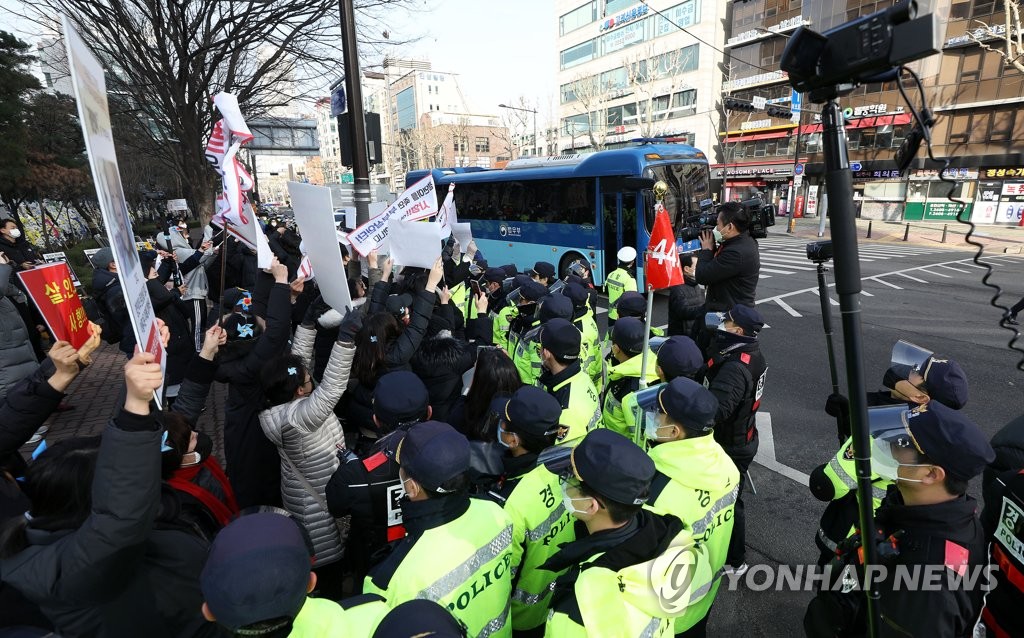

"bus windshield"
[646,162,712,229]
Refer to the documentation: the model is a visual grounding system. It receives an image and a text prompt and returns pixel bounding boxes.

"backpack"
[82,293,123,345]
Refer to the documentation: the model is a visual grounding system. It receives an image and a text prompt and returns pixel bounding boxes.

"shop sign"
[727,16,807,46]
[739,119,773,131]
[1001,181,1024,201]
[982,167,1024,179]
[910,168,977,181]
[945,24,1007,48]
[723,70,788,92]
[714,165,793,179]
[854,169,903,179]
[600,3,649,31]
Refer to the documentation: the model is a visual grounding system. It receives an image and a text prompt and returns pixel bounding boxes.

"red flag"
[645,206,684,290]
[17,262,91,348]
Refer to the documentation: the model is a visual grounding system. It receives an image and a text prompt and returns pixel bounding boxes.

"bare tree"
[623,44,696,138]
[21,0,420,221]
[968,0,1024,73]
[567,75,612,152]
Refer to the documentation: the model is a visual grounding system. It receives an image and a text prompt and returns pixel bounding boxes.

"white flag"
[205,92,254,227]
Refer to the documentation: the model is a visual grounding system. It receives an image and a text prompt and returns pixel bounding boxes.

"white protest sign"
[63,16,165,400]
[436,183,456,238]
[166,198,188,212]
[289,181,353,312]
[387,216,443,269]
[452,222,474,252]
[347,175,437,256]
[224,202,273,268]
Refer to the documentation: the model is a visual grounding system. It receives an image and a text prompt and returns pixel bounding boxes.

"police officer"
[483,387,576,637]
[810,342,970,565]
[703,304,767,575]
[981,413,1024,636]
[563,282,601,386]
[604,246,637,327]
[325,371,431,583]
[639,377,739,637]
[538,318,601,446]
[513,294,573,387]
[493,275,532,352]
[804,402,995,638]
[483,267,509,315]
[527,261,557,288]
[596,292,663,377]
[601,317,658,438]
[541,429,714,637]
[365,421,519,637]
[505,278,547,363]
[620,335,704,445]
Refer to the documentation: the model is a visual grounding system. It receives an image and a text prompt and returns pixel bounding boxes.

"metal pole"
[902,223,910,241]
[816,262,840,397]
[636,283,656,448]
[941,224,948,243]
[533,111,538,158]
[338,0,371,233]
[821,98,880,638]
[867,220,872,238]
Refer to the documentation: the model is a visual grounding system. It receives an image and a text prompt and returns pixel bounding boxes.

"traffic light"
[724,97,756,112]
[766,105,793,119]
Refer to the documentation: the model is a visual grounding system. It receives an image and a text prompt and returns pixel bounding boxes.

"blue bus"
[406,140,711,286]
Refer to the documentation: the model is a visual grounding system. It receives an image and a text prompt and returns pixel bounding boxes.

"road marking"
[773,298,802,317]
[868,277,903,289]
[935,264,970,273]
[895,272,928,283]
[957,260,987,269]
[860,289,874,297]
[753,412,810,486]
[810,289,840,305]
[760,266,797,275]
[917,268,952,278]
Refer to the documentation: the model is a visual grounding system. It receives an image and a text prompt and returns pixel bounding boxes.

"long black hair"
[463,348,522,440]
[352,312,400,387]
[260,354,309,408]
[0,436,101,559]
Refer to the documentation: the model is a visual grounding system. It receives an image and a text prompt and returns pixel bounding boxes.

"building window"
[990,110,1016,143]
[560,39,596,70]
[559,1,596,35]
[947,113,971,145]
[560,82,578,104]
[43,71,53,88]
[972,0,996,16]
[454,136,468,152]
[603,0,633,16]
[653,0,699,37]
[475,137,490,153]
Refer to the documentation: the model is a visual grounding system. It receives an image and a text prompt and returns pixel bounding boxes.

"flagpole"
[636,180,669,447]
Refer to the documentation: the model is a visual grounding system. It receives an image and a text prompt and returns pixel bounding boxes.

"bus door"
[601,191,639,285]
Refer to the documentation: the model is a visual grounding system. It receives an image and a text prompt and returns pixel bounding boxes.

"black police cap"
[543,429,655,505]
[616,291,646,318]
[373,371,429,427]
[541,318,581,361]
[504,386,561,437]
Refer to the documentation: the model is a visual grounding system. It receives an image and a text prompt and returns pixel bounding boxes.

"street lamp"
[499,103,538,158]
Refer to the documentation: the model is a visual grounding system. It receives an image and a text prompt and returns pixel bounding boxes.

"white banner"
[805,185,819,218]
[205,93,255,228]
[166,198,188,212]
[289,181,353,312]
[224,202,273,268]
[387,216,443,269]
[63,16,165,398]
[436,183,456,238]
[347,175,438,256]
[452,222,473,252]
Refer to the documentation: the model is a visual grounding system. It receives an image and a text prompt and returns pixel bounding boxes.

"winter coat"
[410,334,475,423]
[90,268,135,356]
[667,278,705,337]
[260,327,355,566]
[0,263,37,401]
[168,229,217,301]
[0,235,40,268]
[342,286,436,434]
[694,233,760,312]
[0,360,60,494]
[0,411,213,638]
[146,278,191,387]
[313,266,383,382]
[215,281,294,509]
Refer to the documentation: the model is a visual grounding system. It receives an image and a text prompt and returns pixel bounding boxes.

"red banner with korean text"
[17,262,91,349]
[644,206,685,290]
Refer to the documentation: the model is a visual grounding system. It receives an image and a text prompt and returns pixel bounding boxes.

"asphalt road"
[595,231,1024,634]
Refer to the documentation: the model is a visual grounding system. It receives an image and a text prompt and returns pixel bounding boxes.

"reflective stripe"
[477,597,512,638]
[607,279,624,290]
[690,486,738,536]
[817,527,839,552]
[639,616,663,638]
[511,586,546,605]
[828,457,887,500]
[416,524,514,602]
[526,504,568,542]
[586,408,601,431]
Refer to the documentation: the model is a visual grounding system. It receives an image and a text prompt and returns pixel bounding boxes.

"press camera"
[679,197,776,242]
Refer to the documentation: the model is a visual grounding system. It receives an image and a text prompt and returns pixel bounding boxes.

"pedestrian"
[0,253,41,403]
[200,512,356,636]
[604,246,637,328]
[0,220,46,361]
[541,428,715,636]
[601,317,658,439]
[538,317,601,445]
[694,202,760,312]
[804,402,995,638]
[326,371,432,584]
[483,387,576,636]
[140,250,192,401]
[1004,296,1024,324]
[258,310,360,598]
[364,421,518,637]
[639,376,739,636]
[702,304,768,575]
[667,254,705,337]
[410,306,474,423]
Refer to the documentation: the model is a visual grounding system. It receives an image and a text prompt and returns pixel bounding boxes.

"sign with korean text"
[983,167,1024,179]
[645,207,684,290]
[347,174,438,256]
[17,262,91,348]
[42,252,81,286]
[63,16,165,398]
[166,199,188,212]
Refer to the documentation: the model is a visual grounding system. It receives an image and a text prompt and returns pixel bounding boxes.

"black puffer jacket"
[91,268,136,356]
[694,232,760,311]
[411,334,475,423]
[146,278,191,387]
[667,278,705,337]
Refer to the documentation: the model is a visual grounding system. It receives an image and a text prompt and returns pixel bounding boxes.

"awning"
[797,113,913,135]
[723,130,792,142]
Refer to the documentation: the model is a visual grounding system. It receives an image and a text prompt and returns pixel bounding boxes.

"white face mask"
[6,228,21,239]
[561,483,593,516]
[644,413,672,441]
[712,228,724,243]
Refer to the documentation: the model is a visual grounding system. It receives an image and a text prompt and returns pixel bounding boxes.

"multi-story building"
[720,0,1024,224]
[313,96,344,184]
[555,0,728,155]
[412,112,511,169]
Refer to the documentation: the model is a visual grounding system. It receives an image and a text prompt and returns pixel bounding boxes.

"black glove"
[301,294,331,329]
[337,309,364,343]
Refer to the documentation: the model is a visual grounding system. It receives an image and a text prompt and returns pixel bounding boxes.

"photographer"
[694,202,761,313]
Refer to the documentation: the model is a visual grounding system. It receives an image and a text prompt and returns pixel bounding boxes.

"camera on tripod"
[678,197,776,242]
[806,240,833,263]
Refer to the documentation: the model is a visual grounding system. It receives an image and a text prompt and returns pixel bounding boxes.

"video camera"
[679,197,776,242]
[806,240,833,263]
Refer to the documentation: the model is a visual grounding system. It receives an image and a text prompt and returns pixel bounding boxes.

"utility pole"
[338,0,371,229]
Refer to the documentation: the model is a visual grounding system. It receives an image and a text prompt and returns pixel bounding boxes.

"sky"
[0,0,560,126]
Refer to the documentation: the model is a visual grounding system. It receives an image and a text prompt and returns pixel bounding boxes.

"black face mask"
[194,431,214,462]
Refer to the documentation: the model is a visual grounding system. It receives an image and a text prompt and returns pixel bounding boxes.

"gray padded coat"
[259,326,354,566]
[0,263,37,402]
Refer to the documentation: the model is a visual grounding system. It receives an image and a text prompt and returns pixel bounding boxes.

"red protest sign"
[17,262,91,349]
[645,206,685,291]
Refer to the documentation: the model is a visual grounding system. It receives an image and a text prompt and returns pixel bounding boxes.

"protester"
[89,246,136,356]
[668,254,705,337]
[0,253,40,401]
[166,220,218,351]
[447,347,522,439]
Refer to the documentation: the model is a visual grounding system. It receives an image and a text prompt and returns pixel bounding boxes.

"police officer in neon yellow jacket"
[539,318,602,446]
[604,246,637,327]
[364,421,520,637]
[564,282,602,386]
[514,294,573,388]
[597,293,664,393]
[540,429,714,638]
[482,387,576,636]
[639,377,740,636]
[620,335,705,446]
[601,317,659,438]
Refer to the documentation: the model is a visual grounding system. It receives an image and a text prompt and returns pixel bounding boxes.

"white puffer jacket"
[259,326,353,566]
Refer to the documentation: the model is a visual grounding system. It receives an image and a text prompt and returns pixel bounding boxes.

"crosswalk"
[754,235,945,278]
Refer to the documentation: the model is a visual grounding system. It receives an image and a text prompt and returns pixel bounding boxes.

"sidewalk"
[23,344,228,463]
[782,217,1024,253]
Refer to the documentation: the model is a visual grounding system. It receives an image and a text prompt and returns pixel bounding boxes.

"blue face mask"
[497,422,516,449]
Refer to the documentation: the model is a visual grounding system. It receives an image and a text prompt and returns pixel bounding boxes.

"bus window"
[647,163,710,229]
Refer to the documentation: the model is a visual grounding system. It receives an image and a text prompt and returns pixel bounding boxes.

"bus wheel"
[559,253,588,280]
